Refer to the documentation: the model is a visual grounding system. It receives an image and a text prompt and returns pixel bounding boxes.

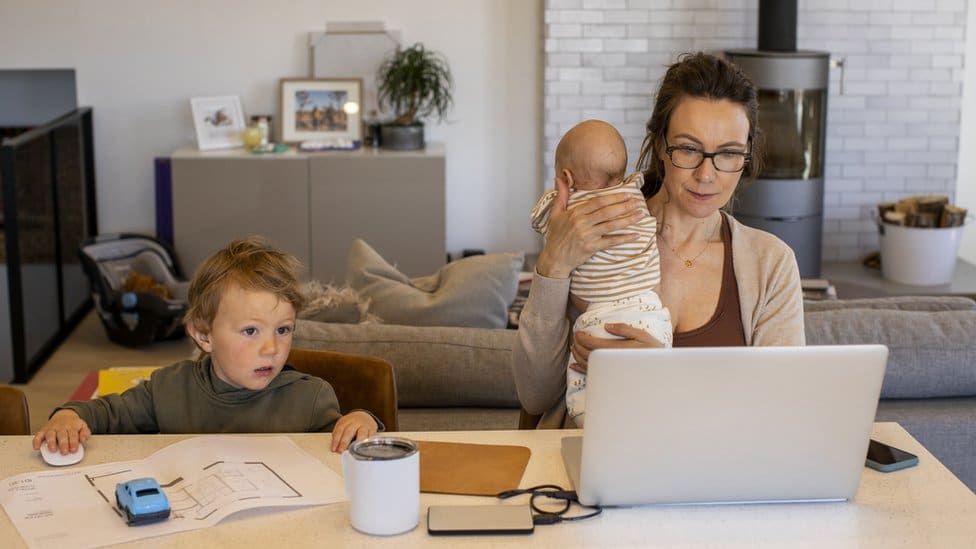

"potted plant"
[376,42,453,150]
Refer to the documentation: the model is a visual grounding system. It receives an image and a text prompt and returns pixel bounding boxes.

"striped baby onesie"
[530,172,673,427]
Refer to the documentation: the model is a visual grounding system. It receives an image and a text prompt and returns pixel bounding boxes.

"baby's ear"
[556,168,576,190]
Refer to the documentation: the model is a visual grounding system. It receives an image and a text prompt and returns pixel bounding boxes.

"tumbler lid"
[348,437,418,461]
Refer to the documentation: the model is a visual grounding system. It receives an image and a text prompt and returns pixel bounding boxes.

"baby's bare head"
[555,120,627,190]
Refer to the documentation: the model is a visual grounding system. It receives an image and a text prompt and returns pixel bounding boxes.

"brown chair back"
[0,385,31,435]
[286,348,399,432]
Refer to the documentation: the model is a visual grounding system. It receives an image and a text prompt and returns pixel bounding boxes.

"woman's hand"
[569,323,665,374]
[535,178,647,279]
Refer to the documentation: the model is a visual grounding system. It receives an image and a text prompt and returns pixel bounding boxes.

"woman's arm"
[512,273,573,415]
[727,214,806,347]
[752,245,806,346]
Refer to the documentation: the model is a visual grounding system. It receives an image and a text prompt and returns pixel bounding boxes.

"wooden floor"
[16,310,197,433]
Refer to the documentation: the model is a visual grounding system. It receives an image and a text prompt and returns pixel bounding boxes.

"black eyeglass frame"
[663,135,752,173]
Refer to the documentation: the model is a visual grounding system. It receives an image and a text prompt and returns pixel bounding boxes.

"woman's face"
[658,97,751,219]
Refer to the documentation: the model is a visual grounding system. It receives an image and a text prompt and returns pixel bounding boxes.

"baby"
[531,120,673,427]
[33,237,379,454]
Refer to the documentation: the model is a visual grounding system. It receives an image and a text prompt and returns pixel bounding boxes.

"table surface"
[821,259,976,299]
[2,423,974,548]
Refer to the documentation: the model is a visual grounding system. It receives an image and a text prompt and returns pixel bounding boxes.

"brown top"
[673,215,747,347]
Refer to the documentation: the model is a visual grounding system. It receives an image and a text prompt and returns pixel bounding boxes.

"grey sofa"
[293,295,976,492]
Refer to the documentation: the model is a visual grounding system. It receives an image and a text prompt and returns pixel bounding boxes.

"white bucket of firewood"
[875,210,969,286]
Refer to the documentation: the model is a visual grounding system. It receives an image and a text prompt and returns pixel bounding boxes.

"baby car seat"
[78,233,190,347]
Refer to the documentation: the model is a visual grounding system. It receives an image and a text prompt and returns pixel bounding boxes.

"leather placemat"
[417,440,531,496]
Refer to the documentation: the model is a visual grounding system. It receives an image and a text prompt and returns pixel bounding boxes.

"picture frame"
[189,95,246,151]
[279,78,363,144]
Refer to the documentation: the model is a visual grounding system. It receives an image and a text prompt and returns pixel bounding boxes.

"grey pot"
[380,124,425,150]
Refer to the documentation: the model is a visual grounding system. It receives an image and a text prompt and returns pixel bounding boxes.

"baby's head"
[184,237,305,390]
[555,120,628,191]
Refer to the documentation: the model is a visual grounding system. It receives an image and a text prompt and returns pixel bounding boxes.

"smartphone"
[427,504,534,536]
[865,439,919,472]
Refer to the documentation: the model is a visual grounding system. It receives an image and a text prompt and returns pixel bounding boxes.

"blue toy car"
[115,478,171,525]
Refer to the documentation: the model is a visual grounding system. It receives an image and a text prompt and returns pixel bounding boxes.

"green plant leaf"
[377,43,454,125]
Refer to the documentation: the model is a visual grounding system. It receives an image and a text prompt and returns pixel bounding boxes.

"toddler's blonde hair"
[184,236,304,333]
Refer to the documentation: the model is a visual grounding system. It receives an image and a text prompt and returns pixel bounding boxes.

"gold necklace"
[661,216,720,268]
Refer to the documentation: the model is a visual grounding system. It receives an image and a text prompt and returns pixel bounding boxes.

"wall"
[544,0,968,262]
[958,0,976,264]
[0,0,543,259]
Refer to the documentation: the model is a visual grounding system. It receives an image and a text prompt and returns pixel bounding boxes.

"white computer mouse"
[39,443,84,466]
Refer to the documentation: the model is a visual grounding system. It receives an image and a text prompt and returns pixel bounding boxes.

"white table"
[2,423,974,548]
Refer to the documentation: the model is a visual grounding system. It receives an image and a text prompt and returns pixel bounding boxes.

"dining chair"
[286,348,399,432]
[0,385,31,435]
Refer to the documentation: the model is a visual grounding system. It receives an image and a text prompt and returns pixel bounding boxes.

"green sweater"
[59,356,344,434]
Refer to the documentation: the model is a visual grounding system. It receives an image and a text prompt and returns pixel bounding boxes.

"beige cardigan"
[513,212,806,429]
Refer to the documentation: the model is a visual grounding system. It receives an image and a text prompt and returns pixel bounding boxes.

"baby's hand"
[32,409,91,454]
[330,411,379,453]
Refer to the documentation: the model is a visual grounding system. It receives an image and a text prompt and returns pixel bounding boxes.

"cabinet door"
[172,156,309,275]
[309,154,445,282]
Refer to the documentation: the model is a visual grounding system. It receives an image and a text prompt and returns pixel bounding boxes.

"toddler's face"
[198,284,296,391]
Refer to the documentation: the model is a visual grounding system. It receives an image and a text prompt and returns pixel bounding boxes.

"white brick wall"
[544,0,968,261]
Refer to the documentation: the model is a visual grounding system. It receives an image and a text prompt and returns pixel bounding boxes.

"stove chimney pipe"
[758,0,797,52]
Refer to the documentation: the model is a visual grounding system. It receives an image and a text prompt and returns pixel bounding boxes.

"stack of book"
[97,367,160,397]
[801,278,836,301]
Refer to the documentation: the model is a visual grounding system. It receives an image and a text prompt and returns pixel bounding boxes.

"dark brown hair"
[635,52,766,199]
[184,236,304,333]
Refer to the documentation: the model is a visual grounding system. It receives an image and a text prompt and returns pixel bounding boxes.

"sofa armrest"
[805,305,976,399]
[294,320,519,408]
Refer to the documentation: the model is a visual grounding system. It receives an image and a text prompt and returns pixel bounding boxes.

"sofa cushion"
[293,320,519,408]
[876,397,976,491]
[344,239,524,329]
[805,307,976,399]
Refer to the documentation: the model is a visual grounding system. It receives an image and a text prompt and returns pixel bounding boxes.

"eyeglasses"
[663,136,751,173]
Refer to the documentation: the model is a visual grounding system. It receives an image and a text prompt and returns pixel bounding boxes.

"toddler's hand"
[32,409,91,454]
[331,411,379,453]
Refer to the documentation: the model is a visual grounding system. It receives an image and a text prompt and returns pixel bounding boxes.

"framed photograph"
[280,78,363,144]
[189,95,246,151]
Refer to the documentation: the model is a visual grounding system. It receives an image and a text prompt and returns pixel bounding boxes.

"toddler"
[33,237,379,454]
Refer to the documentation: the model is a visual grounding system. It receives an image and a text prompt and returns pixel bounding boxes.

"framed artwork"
[189,95,246,151]
[280,78,363,143]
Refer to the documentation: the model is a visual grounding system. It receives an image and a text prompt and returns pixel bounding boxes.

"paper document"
[1,436,345,548]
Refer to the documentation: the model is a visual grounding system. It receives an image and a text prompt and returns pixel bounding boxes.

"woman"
[514,52,805,429]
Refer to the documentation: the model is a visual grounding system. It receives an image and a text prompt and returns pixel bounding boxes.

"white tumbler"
[341,437,420,535]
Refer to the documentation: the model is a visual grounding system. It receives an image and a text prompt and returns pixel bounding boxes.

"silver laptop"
[561,345,888,506]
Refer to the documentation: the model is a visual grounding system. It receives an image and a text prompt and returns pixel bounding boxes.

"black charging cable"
[497,484,602,525]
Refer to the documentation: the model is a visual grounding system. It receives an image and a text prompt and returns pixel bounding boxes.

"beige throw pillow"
[344,239,524,328]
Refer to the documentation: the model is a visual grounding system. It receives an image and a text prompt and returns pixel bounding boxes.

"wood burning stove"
[726,0,829,278]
